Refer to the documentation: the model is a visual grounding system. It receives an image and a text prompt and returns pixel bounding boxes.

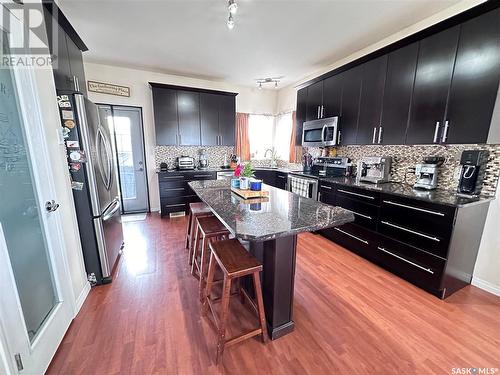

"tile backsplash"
[324,144,500,196]
[155,145,234,169]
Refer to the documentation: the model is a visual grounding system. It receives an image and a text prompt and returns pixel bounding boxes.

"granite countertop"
[188,179,354,241]
[317,176,494,207]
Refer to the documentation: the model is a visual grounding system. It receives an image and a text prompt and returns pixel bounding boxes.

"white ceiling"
[59,0,461,87]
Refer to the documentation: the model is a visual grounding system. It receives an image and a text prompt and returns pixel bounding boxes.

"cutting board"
[231,187,269,199]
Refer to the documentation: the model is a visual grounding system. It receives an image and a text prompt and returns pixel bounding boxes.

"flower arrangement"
[234,163,254,178]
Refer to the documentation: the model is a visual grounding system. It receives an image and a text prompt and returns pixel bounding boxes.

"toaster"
[176,156,195,170]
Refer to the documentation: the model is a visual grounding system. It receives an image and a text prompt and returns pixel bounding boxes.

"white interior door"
[0,3,74,374]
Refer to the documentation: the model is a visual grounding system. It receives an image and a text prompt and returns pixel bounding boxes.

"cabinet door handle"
[433,122,440,143]
[317,106,321,119]
[164,203,186,208]
[372,127,377,144]
[441,120,449,143]
[378,126,383,144]
[278,175,287,179]
[321,105,324,118]
[320,184,332,190]
[334,228,369,244]
[337,189,375,200]
[382,200,445,216]
[337,131,341,145]
[377,246,434,274]
[380,221,440,242]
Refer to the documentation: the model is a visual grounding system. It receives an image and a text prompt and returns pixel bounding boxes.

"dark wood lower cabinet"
[318,181,490,298]
[158,171,217,216]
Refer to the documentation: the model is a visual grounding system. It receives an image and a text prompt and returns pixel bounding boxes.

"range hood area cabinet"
[151,83,237,146]
[296,4,500,146]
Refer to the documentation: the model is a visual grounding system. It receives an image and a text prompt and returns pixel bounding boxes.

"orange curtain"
[289,111,298,163]
[235,112,250,162]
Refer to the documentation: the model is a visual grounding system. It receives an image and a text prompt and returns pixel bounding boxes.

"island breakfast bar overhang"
[189,180,354,340]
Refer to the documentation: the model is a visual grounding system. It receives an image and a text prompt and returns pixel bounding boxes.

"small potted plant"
[231,164,242,188]
[238,163,254,190]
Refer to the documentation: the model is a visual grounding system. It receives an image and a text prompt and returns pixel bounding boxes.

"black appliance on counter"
[457,150,489,196]
[312,157,350,177]
[57,91,124,285]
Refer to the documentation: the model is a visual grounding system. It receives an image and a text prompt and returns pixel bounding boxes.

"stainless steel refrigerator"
[57,91,124,285]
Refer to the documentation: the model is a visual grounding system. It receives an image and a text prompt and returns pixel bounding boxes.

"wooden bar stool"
[186,202,213,265]
[191,216,230,301]
[203,239,268,364]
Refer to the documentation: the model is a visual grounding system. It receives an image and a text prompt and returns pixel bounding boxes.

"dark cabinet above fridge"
[151,83,237,147]
[296,3,500,147]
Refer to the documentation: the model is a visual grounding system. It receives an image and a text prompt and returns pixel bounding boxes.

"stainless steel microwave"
[302,117,339,147]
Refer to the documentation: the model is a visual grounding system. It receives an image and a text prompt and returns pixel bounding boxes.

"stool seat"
[197,216,230,237]
[211,239,262,277]
[190,202,212,215]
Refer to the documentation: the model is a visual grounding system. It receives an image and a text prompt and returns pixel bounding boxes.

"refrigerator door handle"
[102,198,121,221]
[75,94,101,216]
[96,127,113,190]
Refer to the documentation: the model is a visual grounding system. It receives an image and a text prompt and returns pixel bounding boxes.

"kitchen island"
[189,179,354,339]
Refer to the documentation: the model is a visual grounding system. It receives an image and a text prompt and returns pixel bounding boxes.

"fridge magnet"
[66,140,80,148]
[61,110,74,120]
[69,150,87,162]
[71,181,84,190]
[69,162,82,171]
[62,127,71,139]
[57,95,71,108]
[64,119,76,129]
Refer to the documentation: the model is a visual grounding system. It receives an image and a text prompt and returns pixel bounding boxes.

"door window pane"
[114,116,136,199]
[0,34,58,342]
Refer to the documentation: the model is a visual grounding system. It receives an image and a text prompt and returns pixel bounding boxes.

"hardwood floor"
[46,214,500,374]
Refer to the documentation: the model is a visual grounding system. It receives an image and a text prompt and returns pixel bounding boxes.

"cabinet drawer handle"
[163,187,185,191]
[348,210,372,220]
[334,228,369,244]
[377,246,434,274]
[337,189,375,200]
[278,175,287,179]
[161,176,185,180]
[164,203,186,208]
[383,200,445,216]
[380,221,440,242]
[193,174,213,178]
[320,184,332,190]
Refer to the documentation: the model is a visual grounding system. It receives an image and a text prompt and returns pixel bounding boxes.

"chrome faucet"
[264,148,278,168]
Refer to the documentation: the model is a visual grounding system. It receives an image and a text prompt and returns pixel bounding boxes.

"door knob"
[45,200,60,212]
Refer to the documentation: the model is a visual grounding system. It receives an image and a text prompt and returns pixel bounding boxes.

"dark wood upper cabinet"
[177,90,201,146]
[152,84,236,146]
[296,87,308,145]
[339,66,363,145]
[306,81,324,121]
[66,35,87,96]
[200,93,219,146]
[218,94,236,146]
[357,55,388,144]
[153,88,178,145]
[322,74,343,118]
[445,7,500,144]
[406,26,460,145]
[380,42,419,145]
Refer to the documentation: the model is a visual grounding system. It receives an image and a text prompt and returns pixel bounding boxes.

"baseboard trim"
[75,282,91,316]
[471,277,500,297]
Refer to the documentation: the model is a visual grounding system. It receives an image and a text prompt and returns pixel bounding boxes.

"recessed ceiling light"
[228,0,238,15]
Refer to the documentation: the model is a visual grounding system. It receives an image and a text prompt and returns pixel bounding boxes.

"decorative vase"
[250,178,262,191]
[239,177,250,190]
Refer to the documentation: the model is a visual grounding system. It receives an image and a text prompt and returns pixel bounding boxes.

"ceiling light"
[256,77,283,89]
[228,0,238,15]
[227,13,235,29]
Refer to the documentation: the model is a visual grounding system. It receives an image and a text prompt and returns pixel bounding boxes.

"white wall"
[84,62,278,211]
[276,0,486,113]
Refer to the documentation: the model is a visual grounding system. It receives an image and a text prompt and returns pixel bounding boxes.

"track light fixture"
[227,13,235,29]
[226,0,237,29]
[255,77,283,89]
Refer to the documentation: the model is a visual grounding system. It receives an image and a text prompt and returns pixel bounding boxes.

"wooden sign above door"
[87,80,130,97]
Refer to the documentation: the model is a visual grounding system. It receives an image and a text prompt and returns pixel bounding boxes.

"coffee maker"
[357,156,392,184]
[457,150,489,196]
[413,156,445,190]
